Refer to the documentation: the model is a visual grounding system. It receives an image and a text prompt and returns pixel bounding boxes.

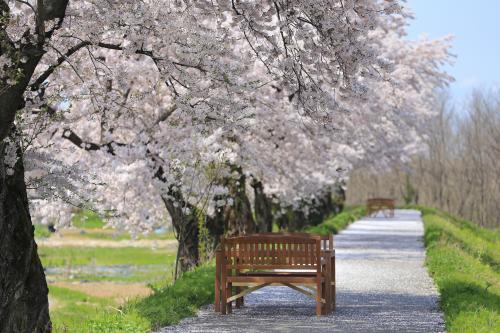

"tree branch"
[30,41,91,91]
[61,128,125,155]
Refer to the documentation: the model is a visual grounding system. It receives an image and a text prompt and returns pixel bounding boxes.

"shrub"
[305,206,366,235]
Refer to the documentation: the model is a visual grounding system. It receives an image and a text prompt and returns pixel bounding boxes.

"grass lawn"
[72,210,107,229]
[50,285,118,333]
[46,246,177,332]
[34,224,52,238]
[420,207,500,333]
[39,246,176,267]
[33,208,180,331]
[40,240,177,331]
[35,209,175,241]
[40,246,176,283]
[45,245,177,332]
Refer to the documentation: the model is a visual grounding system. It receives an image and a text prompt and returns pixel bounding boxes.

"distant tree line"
[346,90,500,229]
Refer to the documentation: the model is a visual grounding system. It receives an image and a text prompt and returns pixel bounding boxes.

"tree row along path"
[160,210,446,333]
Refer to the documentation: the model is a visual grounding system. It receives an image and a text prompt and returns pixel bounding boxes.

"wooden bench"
[215,233,335,316]
[367,198,395,218]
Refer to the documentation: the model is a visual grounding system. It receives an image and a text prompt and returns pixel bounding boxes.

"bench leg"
[227,283,233,314]
[331,255,336,312]
[321,281,327,315]
[221,273,227,315]
[235,287,243,308]
[325,256,332,314]
[316,279,322,316]
[215,282,220,312]
[215,252,221,312]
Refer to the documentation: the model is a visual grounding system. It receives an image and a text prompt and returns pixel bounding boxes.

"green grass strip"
[39,247,176,267]
[422,209,500,333]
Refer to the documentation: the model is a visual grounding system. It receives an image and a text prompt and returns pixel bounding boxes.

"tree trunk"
[0,136,51,333]
[223,166,255,236]
[320,191,334,216]
[332,183,346,214]
[287,207,306,231]
[251,180,273,232]
[204,212,224,254]
[307,194,333,227]
[1,19,52,326]
[272,202,289,231]
[161,188,199,275]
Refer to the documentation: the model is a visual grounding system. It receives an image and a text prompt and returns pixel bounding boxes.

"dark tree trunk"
[161,189,200,275]
[272,189,338,232]
[222,166,255,236]
[287,207,307,231]
[308,191,335,225]
[0,136,51,333]
[1,12,52,325]
[251,179,273,232]
[204,213,224,254]
[320,190,334,216]
[332,183,346,214]
[272,202,288,231]
[307,198,326,227]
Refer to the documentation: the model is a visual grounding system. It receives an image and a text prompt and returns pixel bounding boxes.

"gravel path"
[160,209,445,333]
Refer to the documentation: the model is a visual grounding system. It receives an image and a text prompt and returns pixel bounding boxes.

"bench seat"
[228,275,323,284]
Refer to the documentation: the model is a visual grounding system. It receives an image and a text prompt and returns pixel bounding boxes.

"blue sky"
[405,0,500,107]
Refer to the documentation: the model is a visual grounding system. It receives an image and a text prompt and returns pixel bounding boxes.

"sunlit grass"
[39,246,176,267]
[422,209,500,333]
[71,210,106,229]
[50,285,117,333]
[34,224,52,238]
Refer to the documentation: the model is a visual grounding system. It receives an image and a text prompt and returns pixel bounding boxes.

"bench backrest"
[221,234,323,270]
[367,198,395,206]
[249,232,333,251]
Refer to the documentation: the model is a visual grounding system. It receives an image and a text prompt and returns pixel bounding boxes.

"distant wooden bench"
[367,198,395,218]
[215,233,335,316]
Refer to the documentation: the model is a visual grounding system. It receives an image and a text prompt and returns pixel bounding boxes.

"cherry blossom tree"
[1,0,454,331]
